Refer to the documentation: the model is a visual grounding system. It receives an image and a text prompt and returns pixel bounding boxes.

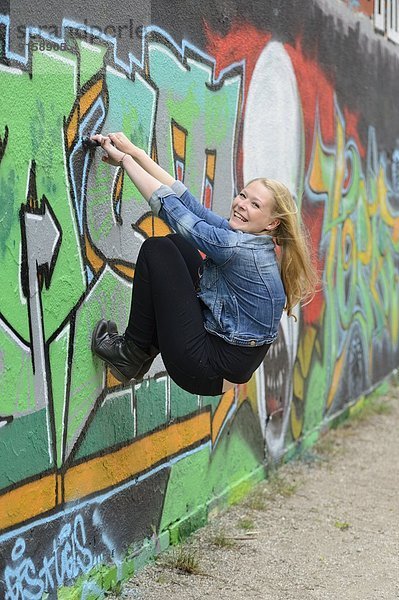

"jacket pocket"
[218,295,239,335]
[200,259,220,291]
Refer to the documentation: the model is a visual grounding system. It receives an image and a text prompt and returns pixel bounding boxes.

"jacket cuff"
[171,180,187,197]
[149,184,176,216]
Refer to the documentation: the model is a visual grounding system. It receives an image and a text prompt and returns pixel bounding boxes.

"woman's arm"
[92,134,238,263]
[91,134,163,200]
[170,181,229,229]
[95,133,230,228]
[107,132,175,187]
[148,187,239,264]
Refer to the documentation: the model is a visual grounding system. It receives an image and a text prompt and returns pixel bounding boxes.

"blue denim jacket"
[149,181,286,346]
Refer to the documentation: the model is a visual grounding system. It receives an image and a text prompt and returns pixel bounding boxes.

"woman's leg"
[125,234,202,349]
[92,237,170,381]
[124,236,222,395]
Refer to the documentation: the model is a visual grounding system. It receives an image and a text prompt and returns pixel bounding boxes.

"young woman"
[91,132,317,396]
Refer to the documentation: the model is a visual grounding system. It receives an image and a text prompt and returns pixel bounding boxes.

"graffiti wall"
[1,0,399,597]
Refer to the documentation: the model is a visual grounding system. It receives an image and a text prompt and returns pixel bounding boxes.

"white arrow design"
[22,198,61,422]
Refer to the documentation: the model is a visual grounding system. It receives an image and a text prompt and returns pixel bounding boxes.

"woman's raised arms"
[91,134,163,200]
[107,132,176,188]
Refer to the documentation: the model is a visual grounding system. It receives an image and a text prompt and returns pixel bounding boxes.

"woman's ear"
[266,219,280,231]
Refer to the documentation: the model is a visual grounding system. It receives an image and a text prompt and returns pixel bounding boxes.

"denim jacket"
[149,181,286,346]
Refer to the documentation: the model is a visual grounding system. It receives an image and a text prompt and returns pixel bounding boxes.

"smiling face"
[228,180,280,234]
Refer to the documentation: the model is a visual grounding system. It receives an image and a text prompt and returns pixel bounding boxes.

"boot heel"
[92,319,155,382]
[109,365,131,384]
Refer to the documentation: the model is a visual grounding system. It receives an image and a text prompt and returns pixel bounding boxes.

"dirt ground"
[109,385,399,600]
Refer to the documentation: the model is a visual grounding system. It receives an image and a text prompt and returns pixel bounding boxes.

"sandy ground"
[109,385,399,600]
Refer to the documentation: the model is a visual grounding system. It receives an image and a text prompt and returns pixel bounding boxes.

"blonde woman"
[91,132,317,395]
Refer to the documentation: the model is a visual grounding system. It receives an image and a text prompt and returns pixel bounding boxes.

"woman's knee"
[140,236,174,261]
[139,236,191,282]
[142,236,170,250]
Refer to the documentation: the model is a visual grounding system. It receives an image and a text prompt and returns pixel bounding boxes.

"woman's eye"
[252,202,259,208]
[239,192,245,198]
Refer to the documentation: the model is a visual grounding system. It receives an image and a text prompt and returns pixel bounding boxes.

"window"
[374,0,399,43]
[387,0,399,42]
[374,0,385,32]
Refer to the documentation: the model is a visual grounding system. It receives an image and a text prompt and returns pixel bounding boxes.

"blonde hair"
[248,178,318,318]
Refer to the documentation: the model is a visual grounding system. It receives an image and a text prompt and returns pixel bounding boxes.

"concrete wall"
[1,0,399,597]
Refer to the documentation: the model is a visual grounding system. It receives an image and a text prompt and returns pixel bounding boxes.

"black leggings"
[125,234,269,396]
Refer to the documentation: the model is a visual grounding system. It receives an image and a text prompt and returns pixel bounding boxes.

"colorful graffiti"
[0,20,242,471]
[4,515,99,599]
[1,6,399,598]
[0,18,267,598]
[291,108,399,439]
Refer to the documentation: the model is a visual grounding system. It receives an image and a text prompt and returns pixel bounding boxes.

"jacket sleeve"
[149,184,239,264]
[170,181,231,229]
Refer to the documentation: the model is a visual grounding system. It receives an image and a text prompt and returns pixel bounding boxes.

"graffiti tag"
[4,514,100,599]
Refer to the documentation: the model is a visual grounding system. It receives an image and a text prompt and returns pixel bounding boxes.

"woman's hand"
[91,130,174,191]
[90,134,126,167]
[108,132,142,159]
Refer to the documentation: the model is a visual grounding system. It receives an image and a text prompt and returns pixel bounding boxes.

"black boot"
[92,319,155,383]
[132,345,159,381]
[106,320,159,382]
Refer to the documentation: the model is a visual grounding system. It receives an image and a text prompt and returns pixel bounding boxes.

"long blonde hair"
[249,178,318,318]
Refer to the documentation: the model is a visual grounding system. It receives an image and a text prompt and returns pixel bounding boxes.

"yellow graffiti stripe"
[114,169,123,203]
[171,122,186,161]
[0,389,238,530]
[367,166,383,217]
[112,263,135,280]
[66,109,79,148]
[106,366,123,389]
[325,117,345,288]
[370,256,384,311]
[211,388,235,444]
[206,152,216,181]
[341,218,355,270]
[290,394,304,441]
[293,363,304,405]
[66,79,103,148]
[79,80,103,119]
[291,326,318,439]
[368,165,399,243]
[0,474,57,531]
[326,349,346,409]
[85,234,104,273]
[238,377,257,413]
[139,215,173,238]
[308,133,327,192]
[64,411,210,501]
[357,181,372,265]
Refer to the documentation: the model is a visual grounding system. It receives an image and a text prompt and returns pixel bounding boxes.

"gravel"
[108,387,399,600]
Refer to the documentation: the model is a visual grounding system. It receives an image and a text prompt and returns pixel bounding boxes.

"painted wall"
[1,0,399,597]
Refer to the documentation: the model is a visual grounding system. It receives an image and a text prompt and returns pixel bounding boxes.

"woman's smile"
[232,210,248,223]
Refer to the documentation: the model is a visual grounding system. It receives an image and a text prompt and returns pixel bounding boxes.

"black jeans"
[125,234,269,396]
